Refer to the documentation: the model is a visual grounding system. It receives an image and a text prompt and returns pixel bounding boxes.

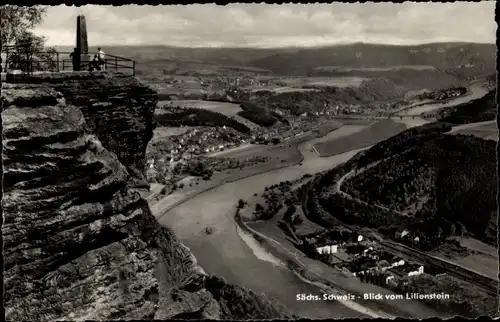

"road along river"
[155,125,378,318]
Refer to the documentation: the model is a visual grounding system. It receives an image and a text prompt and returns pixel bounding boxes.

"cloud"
[33,2,496,48]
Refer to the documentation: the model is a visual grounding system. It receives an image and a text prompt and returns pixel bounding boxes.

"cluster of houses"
[156,76,269,94]
[308,230,427,288]
[315,103,364,116]
[201,75,271,91]
[146,122,283,183]
[149,126,247,167]
[294,104,369,118]
[417,87,467,101]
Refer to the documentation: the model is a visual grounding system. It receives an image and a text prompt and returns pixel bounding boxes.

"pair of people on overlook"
[70,47,105,71]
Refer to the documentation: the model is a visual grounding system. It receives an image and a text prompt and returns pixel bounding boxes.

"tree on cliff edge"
[0,5,56,71]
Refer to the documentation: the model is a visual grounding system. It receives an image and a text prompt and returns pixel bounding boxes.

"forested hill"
[438,90,496,124]
[342,132,497,249]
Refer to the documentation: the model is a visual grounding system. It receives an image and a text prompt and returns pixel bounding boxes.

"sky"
[34,2,497,48]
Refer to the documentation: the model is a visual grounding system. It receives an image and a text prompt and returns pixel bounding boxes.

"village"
[297,228,446,291]
[416,87,467,101]
[145,122,283,190]
[148,126,247,162]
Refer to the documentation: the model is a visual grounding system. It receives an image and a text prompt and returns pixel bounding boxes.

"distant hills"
[247,43,496,76]
[57,42,496,78]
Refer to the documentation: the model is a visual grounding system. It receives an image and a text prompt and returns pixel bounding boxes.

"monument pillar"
[76,15,90,71]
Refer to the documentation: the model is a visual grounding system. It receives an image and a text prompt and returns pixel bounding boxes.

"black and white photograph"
[1,1,498,320]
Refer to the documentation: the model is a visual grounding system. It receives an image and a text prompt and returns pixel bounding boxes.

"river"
[154,80,491,318]
[156,126,371,318]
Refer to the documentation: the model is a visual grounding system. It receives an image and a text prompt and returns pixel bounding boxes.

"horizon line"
[53,41,496,49]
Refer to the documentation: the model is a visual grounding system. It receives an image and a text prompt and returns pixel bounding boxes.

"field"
[452,128,498,141]
[159,100,242,116]
[449,121,498,141]
[210,120,346,162]
[211,134,308,164]
[136,59,273,76]
[399,102,452,116]
[245,86,319,93]
[439,253,498,281]
[158,100,261,129]
[278,76,367,88]
[293,211,328,236]
[305,125,365,156]
[458,237,498,257]
[430,241,498,281]
[314,65,436,73]
[144,77,206,98]
[150,126,195,141]
[241,76,367,93]
[313,120,408,157]
[312,120,345,135]
[206,143,260,158]
[404,89,433,98]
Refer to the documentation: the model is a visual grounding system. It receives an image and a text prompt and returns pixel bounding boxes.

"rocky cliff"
[2,77,290,321]
[9,71,157,188]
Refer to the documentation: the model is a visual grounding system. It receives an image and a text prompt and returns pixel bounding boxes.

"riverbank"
[238,193,453,319]
[234,209,394,318]
[154,121,358,219]
[153,134,308,220]
[154,145,374,318]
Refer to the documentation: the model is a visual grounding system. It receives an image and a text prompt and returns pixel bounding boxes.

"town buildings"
[305,229,430,291]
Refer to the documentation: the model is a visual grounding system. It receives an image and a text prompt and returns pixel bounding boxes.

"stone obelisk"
[76,15,90,71]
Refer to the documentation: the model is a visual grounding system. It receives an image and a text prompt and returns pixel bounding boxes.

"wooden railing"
[61,53,136,76]
[1,49,136,76]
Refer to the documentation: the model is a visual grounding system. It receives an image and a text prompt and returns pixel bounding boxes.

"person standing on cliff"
[69,48,81,71]
[96,47,106,71]
[90,54,100,71]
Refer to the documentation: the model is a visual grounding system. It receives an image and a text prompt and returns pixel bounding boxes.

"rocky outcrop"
[2,80,289,321]
[9,71,157,188]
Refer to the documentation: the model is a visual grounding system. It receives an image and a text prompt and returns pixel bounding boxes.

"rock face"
[2,78,289,321]
[10,71,157,188]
